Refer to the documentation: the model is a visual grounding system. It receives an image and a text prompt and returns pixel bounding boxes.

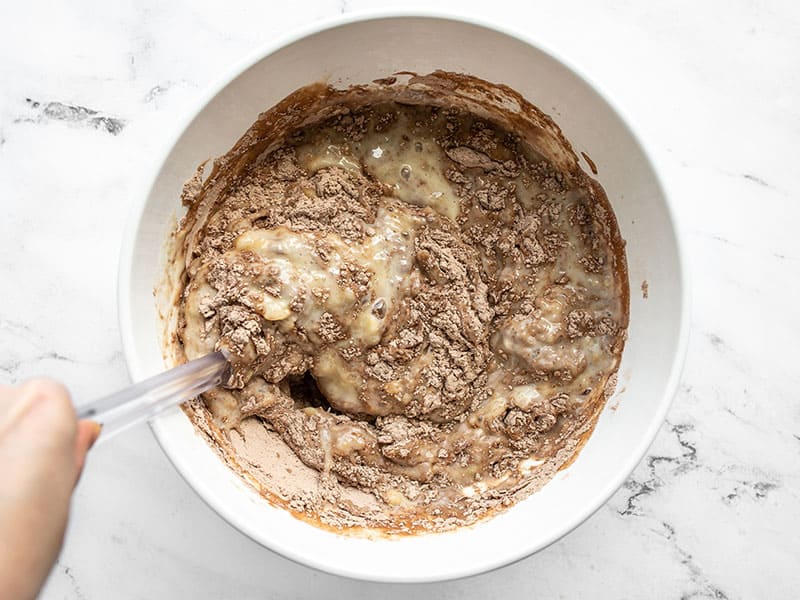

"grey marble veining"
[0,1,798,598]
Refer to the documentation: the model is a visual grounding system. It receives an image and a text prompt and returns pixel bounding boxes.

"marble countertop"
[1,1,797,598]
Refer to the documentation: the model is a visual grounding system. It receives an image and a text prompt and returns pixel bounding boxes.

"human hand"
[0,380,100,600]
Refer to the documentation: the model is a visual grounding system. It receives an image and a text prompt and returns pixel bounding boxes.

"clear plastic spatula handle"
[77,351,230,443]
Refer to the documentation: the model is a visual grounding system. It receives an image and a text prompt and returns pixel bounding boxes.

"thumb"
[73,420,101,479]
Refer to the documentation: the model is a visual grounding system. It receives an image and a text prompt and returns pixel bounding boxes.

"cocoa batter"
[162,72,629,534]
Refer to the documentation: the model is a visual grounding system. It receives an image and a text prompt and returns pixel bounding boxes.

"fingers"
[6,381,101,484]
[0,380,73,443]
[2,380,76,448]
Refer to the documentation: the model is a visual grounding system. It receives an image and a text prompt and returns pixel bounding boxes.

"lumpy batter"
[165,72,628,533]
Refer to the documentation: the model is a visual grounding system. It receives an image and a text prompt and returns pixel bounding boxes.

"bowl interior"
[119,14,686,583]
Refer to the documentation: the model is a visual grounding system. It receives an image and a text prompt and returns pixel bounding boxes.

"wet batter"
[165,73,628,533]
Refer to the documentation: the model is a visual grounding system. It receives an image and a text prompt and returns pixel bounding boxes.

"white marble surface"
[1,1,798,598]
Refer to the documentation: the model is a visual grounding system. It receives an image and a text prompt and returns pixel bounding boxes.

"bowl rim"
[117,9,690,583]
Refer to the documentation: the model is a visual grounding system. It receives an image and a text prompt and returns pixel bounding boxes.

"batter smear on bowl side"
[162,72,629,534]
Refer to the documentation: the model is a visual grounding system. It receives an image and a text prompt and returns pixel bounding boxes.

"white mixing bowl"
[118,12,688,583]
